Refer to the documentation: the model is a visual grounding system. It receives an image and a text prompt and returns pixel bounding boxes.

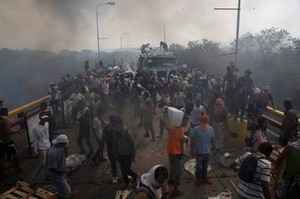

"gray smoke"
[0,0,299,51]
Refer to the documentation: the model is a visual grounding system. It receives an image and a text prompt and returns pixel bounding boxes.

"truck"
[138,44,177,78]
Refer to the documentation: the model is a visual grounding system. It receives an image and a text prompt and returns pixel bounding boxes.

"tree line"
[1,27,299,109]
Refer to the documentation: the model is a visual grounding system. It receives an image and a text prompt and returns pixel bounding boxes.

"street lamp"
[96,2,115,60]
[157,23,166,43]
[214,0,241,65]
[120,32,129,53]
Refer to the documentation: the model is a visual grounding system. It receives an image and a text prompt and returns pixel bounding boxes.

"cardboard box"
[163,106,184,127]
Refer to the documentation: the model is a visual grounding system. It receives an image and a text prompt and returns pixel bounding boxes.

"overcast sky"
[0,0,299,52]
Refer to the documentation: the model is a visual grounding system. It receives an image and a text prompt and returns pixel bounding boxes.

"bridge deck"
[2,105,281,199]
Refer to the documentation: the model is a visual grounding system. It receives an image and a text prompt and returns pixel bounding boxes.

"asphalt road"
[1,105,242,199]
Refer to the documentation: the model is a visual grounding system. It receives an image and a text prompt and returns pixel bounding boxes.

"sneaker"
[195,178,202,186]
[112,176,118,184]
[171,190,184,197]
[203,177,213,185]
[144,134,150,137]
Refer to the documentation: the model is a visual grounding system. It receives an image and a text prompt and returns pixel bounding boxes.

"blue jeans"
[48,173,71,199]
[195,153,210,180]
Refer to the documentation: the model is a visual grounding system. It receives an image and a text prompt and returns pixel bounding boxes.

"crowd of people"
[1,59,299,199]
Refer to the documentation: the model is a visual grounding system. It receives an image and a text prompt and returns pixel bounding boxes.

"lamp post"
[96,2,115,60]
[214,0,241,65]
[120,32,129,53]
[157,23,166,43]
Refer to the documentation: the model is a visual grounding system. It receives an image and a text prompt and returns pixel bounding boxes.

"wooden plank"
[12,189,29,197]
[2,187,18,196]
[1,181,55,199]
[34,188,55,199]
[28,196,39,199]
[1,194,21,199]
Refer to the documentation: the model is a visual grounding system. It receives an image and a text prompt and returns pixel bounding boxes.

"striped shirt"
[235,152,271,199]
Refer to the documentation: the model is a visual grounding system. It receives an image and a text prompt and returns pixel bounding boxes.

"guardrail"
[264,106,300,131]
[8,96,50,118]
[6,96,51,157]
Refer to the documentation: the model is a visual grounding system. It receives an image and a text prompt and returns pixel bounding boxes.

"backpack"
[238,154,262,183]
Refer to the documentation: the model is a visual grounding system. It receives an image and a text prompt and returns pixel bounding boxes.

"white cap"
[52,134,68,145]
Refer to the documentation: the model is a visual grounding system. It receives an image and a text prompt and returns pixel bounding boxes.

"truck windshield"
[146,58,176,68]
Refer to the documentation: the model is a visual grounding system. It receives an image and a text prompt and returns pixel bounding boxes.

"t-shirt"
[167,127,184,155]
[235,152,271,199]
[237,76,254,96]
[69,93,85,107]
[47,145,67,174]
[257,93,273,108]
[92,117,102,140]
[173,92,185,107]
[189,105,206,125]
[191,126,214,154]
[31,122,51,154]
[102,83,109,95]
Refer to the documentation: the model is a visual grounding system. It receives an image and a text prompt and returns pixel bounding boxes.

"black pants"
[107,149,117,177]
[118,155,138,185]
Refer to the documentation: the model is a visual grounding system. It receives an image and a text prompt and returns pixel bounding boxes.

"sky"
[0,0,300,52]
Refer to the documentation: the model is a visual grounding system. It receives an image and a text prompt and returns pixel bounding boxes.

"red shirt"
[167,127,184,155]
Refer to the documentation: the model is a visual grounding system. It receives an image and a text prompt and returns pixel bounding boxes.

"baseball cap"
[52,134,68,145]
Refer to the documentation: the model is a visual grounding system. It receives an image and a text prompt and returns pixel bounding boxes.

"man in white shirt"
[173,89,186,110]
[92,109,106,166]
[31,112,51,182]
[102,80,110,107]
[69,91,85,124]
[231,142,273,199]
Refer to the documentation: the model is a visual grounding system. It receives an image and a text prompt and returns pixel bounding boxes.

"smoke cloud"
[0,0,299,51]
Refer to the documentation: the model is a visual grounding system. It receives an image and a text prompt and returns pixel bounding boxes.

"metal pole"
[235,0,241,65]
[96,9,100,60]
[163,24,166,43]
[95,2,115,60]
[120,34,122,53]
[120,32,129,53]
[214,0,241,66]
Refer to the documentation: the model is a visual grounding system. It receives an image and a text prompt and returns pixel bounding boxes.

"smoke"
[0,0,94,51]
[0,0,299,51]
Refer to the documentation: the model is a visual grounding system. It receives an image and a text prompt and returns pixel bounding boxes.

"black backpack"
[238,154,262,183]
